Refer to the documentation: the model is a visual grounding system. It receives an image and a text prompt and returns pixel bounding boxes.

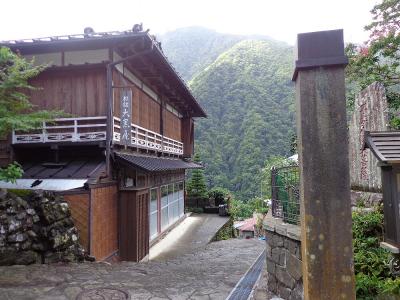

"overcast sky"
[0,0,378,45]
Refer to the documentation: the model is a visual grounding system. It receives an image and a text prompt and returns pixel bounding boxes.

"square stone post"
[293,30,355,299]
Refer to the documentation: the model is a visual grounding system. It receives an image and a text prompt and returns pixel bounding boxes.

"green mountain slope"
[189,39,295,200]
[160,27,245,81]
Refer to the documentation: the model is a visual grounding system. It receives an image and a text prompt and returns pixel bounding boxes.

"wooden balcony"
[12,117,107,144]
[113,117,183,155]
[12,116,184,156]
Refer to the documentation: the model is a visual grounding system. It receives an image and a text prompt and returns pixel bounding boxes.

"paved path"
[0,215,264,300]
[0,239,264,300]
[150,214,229,261]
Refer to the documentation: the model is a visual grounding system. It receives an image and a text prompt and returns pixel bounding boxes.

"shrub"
[230,197,268,220]
[353,206,400,299]
[213,218,234,241]
[208,187,230,206]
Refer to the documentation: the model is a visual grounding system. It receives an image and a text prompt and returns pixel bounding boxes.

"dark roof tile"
[364,131,400,163]
[115,152,202,172]
[22,159,105,180]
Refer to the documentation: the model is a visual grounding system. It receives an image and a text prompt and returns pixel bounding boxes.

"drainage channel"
[226,249,266,300]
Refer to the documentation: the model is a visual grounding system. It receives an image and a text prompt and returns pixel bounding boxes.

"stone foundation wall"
[0,189,92,265]
[264,212,303,300]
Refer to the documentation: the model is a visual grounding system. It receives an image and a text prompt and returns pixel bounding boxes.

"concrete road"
[150,213,229,261]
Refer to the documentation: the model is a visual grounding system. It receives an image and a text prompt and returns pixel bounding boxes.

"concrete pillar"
[293,29,355,299]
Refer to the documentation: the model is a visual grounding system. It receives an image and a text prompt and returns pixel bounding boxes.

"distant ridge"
[161,27,295,200]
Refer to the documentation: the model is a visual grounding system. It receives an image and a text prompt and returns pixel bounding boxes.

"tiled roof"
[21,158,105,181]
[115,152,203,172]
[0,30,147,46]
[364,131,400,163]
[0,28,206,118]
[237,218,256,232]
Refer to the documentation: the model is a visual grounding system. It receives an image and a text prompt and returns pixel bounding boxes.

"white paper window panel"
[64,49,109,65]
[24,52,62,66]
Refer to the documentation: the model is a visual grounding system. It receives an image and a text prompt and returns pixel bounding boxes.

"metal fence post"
[271,167,277,216]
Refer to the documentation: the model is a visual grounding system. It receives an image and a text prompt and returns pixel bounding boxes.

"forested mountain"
[161,27,244,81]
[161,28,295,201]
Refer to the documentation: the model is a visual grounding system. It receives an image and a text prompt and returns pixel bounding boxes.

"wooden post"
[293,29,355,299]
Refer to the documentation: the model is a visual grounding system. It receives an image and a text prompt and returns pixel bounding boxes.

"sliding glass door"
[149,188,158,240]
[159,182,185,232]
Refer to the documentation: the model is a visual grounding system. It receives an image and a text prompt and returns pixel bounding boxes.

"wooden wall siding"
[63,193,90,251]
[90,184,118,260]
[112,71,161,134]
[164,109,182,141]
[27,68,107,116]
[137,191,150,260]
[119,189,149,262]
[181,118,194,157]
[0,135,12,167]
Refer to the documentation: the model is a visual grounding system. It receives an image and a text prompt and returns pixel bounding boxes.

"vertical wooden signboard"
[120,89,132,146]
[293,30,356,299]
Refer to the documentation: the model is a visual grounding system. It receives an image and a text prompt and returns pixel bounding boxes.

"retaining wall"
[263,212,303,300]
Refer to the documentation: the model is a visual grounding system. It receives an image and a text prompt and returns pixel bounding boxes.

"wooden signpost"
[293,29,356,299]
[120,89,132,146]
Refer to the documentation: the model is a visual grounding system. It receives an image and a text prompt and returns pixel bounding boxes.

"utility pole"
[293,29,356,299]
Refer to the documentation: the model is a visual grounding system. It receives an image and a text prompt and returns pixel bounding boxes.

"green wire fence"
[271,165,300,225]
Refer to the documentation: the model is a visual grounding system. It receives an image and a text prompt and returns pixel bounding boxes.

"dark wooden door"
[119,190,150,261]
[382,166,400,247]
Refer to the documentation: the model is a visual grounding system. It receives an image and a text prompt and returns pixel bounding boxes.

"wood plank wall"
[112,70,182,141]
[63,193,90,251]
[24,65,183,142]
[0,136,12,167]
[27,67,107,116]
[90,184,118,260]
[163,109,182,141]
[113,70,161,134]
[181,118,194,157]
[119,189,149,262]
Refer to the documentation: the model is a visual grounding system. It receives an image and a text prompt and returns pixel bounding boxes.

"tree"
[189,39,295,201]
[0,47,62,182]
[346,0,400,126]
[186,153,208,198]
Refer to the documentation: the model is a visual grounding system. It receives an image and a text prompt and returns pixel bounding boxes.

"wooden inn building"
[0,26,206,262]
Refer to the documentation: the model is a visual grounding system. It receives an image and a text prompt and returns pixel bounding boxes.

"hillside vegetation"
[161,27,244,81]
[161,28,295,200]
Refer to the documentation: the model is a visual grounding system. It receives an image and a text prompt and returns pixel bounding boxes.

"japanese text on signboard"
[120,89,132,145]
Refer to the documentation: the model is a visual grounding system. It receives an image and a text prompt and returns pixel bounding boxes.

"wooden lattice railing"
[12,116,184,155]
[112,117,183,155]
[12,117,107,144]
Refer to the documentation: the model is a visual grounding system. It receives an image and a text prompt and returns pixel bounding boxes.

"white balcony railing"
[12,117,107,144]
[12,116,184,156]
[113,117,183,155]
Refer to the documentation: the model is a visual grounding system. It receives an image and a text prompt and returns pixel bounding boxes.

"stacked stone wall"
[264,212,303,299]
[0,189,92,265]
